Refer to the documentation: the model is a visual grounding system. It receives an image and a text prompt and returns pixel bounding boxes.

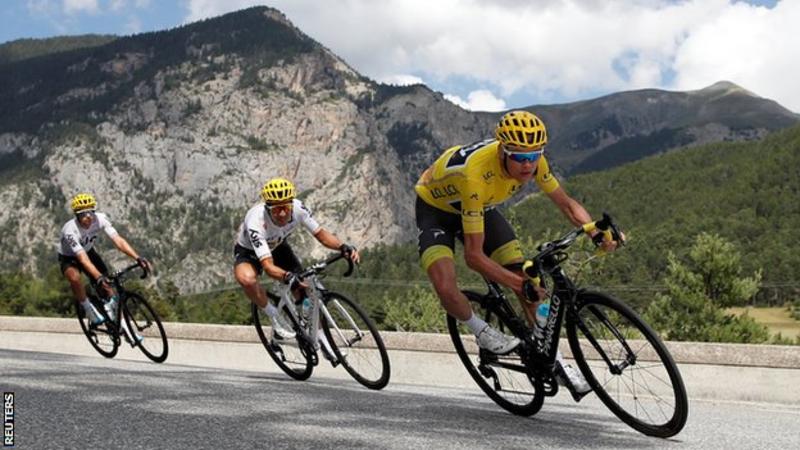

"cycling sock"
[263,303,279,318]
[80,298,93,310]
[462,313,488,336]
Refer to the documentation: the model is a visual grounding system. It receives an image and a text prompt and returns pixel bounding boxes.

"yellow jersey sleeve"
[535,156,560,194]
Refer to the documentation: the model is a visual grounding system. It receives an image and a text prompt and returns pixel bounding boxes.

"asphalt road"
[2,349,799,449]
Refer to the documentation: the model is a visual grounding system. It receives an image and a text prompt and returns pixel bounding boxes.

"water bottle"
[301,297,312,319]
[104,295,118,321]
[533,302,550,340]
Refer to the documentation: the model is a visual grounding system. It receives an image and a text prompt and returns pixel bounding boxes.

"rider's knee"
[63,269,81,285]
[234,269,258,288]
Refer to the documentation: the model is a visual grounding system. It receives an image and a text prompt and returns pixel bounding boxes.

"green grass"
[726,306,800,340]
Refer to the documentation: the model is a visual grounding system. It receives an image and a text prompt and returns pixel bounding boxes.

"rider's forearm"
[112,236,140,260]
[261,258,287,281]
[76,252,102,281]
[560,197,594,229]
[314,228,343,250]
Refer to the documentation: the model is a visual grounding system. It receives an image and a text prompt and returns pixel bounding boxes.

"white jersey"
[58,212,119,257]
[235,199,321,260]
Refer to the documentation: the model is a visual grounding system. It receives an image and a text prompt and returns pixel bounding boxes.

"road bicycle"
[447,214,688,438]
[76,263,169,363]
[252,253,391,390]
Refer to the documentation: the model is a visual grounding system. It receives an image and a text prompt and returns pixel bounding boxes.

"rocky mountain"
[0,6,797,292]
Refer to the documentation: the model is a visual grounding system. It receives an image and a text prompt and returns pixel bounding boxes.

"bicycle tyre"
[76,296,119,359]
[123,292,169,363]
[566,291,688,438]
[252,295,314,381]
[321,292,391,390]
[447,290,544,416]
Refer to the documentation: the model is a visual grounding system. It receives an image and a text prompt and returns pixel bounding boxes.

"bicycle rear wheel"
[76,296,119,358]
[123,292,169,363]
[447,290,544,416]
[252,296,314,381]
[566,291,688,438]
[321,292,391,390]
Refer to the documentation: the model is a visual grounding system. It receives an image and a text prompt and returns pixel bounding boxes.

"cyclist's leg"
[482,208,536,325]
[61,253,104,323]
[59,255,86,301]
[233,245,269,309]
[270,242,305,302]
[416,197,472,319]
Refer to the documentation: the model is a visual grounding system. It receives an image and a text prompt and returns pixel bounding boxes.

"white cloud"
[445,90,507,112]
[184,0,800,112]
[63,0,99,14]
[124,15,142,34]
[26,0,57,14]
[109,0,126,12]
[377,74,425,86]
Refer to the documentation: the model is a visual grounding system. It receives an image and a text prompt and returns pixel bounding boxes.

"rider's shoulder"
[293,198,313,215]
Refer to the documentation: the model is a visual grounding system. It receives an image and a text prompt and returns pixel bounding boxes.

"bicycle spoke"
[569,293,687,436]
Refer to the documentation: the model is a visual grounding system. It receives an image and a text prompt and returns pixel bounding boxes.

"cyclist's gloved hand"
[339,243,360,264]
[95,275,110,287]
[283,271,301,290]
[95,275,114,297]
[136,256,152,273]
[522,279,541,303]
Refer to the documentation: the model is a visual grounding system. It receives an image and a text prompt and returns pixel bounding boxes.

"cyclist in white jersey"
[58,193,152,325]
[233,178,360,342]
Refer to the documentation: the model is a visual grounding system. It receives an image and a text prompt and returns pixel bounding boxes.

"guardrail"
[2,315,799,369]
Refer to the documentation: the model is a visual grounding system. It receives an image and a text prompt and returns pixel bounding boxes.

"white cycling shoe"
[476,325,520,355]
[555,351,592,398]
[271,314,296,340]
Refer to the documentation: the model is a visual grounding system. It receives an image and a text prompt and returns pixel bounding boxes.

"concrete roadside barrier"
[2,315,799,405]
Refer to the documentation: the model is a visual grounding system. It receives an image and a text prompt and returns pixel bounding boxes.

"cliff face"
[0,7,796,291]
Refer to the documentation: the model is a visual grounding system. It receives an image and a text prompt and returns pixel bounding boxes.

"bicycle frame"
[477,222,625,382]
[88,263,147,343]
[272,253,357,356]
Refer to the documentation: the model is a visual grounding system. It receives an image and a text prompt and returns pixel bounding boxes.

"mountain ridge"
[0,6,797,292]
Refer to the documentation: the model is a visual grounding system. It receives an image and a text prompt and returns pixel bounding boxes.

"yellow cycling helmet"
[70,193,97,212]
[495,110,547,150]
[261,178,295,204]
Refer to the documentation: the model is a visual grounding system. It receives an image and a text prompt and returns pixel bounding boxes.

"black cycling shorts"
[233,242,303,275]
[58,248,109,276]
[415,195,523,271]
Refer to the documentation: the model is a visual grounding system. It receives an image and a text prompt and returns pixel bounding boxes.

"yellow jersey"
[415,139,560,234]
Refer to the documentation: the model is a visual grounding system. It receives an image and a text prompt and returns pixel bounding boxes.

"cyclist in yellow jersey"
[415,111,621,393]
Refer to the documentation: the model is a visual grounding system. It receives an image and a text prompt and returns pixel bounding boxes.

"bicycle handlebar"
[526,212,625,275]
[113,262,149,281]
[299,251,355,279]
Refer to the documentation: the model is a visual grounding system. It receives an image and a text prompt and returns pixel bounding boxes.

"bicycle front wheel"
[322,292,391,390]
[76,296,119,358]
[447,290,544,417]
[252,297,314,381]
[566,291,688,438]
[123,292,169,363]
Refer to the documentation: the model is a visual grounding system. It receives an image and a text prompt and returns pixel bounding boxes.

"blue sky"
[2,1,797,112]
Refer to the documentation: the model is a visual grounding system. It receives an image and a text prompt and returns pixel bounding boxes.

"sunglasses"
[265,203,293,215]
[503,146,544,163]
[75,211,95,220]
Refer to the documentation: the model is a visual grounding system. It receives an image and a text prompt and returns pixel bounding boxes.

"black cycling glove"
[340,243,357,258]
[283,272,301,290]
